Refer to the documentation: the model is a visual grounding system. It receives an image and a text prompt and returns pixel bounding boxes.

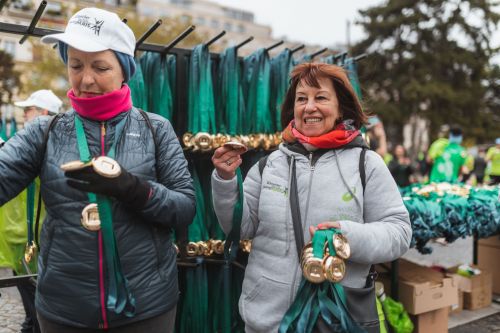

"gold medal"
[182,132,194,149]
[92,156,121,178]
[186,242,199,256]
[333,234,351,259]
[61,156,121,178]
[81,203,101,231]
[24,242,37,263]
[323,255,346,282]
[211,240,225,254]
[303,257,326,283]
[240,239,252,253]
[194,132,213,151]
[60,160,92,172]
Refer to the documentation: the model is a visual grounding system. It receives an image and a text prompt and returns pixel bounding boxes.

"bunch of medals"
[60,156,122,231]
[182,132,282,152]
[412,183,471,198]
[301,232,350,284]
[183,239,252,257]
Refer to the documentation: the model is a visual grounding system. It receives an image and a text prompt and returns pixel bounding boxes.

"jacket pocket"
[241,275,290,332]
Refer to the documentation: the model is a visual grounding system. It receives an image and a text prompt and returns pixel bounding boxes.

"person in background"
[388,144,414,187]
[473,148,488,185]
[486,138,500,185]
[428,125,467,183]
[15,90,63,124]
[366,115,388,159]
[0,89,62,333]
[0,7,195,332]
[211,63,411,332]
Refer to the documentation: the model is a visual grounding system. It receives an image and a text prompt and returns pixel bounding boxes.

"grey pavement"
[0,269,25,333]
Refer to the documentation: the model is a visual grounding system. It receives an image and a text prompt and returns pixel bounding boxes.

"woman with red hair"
[211,63,411,332]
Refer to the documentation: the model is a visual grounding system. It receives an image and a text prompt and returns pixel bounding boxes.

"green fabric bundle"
[188,44,216,133]
[270,48,293,131]
[401,184,500,253]
[217,46,245,135]
[344,58,362,99]
[242,48,274,134]
[177,167,210,333]
[129,58,147,110]
[137,52,174,120]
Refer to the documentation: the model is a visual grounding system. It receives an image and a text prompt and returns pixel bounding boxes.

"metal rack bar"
[162,25,195,54]
[235,36,253,50]
[265,40,283,52]
[135,19,162,50]
[290,44,305,54]
[309,47,328,59]
[19,0,47,44]
[205,30,226,47]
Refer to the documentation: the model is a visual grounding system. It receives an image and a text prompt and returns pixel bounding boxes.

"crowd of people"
[0,5,498,333]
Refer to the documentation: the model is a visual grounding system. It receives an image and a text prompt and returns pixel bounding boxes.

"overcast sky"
[211,0,382,47]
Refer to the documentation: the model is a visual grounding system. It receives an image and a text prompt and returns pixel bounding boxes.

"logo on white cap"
[14,90,63,114]
[40,8,136,57]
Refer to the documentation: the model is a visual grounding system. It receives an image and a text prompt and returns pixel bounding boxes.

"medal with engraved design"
[81,203,101,231]
[333,234,351,260]
[303,257,326,283]
[92,156,121,178]
[323,255,346,282]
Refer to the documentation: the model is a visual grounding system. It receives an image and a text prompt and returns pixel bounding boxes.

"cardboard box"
[410,307,448,333]
[478,243,500,294]
[478,235,500,247]
[449,290,463,315]
[398,259,458,315]
[463,282,492,310]
[447,265,492,293]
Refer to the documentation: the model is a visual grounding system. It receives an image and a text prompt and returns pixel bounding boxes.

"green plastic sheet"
[270,48,293,131]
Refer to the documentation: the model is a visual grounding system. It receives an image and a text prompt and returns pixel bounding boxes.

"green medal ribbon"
[26,182,35,247]
[74,116,135,317]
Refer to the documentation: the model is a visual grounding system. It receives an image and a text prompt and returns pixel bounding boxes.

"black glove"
[65,163,151,210]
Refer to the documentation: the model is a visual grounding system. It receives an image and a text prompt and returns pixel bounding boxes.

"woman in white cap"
[0,7,195,332]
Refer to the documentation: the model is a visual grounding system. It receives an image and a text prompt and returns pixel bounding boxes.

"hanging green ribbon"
[188,44,216,133]
[0,114,7,141]
[129,58,147,110]
[74,116,135,317]
[217,46,245,135]
[344,58,363,99]
[270,48,293,131]
[243,48,274,134]
[279,229,363,333]
[26,182,35,247]
[9,117,17,138]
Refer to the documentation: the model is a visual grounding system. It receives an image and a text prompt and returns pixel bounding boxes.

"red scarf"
[68,85,132,121]
[282,120,359,149]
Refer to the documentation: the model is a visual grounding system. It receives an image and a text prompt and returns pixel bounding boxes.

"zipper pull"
[100,122,106,137]
[100,122,106,156]
[309,152,315,170]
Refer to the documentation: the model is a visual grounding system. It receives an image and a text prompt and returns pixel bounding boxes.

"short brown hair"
[280,63,367,130]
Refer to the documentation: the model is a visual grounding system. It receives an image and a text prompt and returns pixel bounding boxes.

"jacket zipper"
[98,121,108,329]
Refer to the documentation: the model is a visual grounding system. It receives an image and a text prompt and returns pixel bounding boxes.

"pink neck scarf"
[67,85,132,121]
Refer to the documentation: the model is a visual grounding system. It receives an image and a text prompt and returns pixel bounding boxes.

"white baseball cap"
[40,7,135,57]
[14,90,63,114]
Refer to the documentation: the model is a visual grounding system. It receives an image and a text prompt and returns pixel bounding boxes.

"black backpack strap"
[288,157,305,259]
[35,113,63,248]
[258,154,269,177]
[359,147,367,194]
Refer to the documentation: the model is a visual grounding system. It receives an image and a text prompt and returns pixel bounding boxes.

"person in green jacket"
[429,126,467,183]
[486,138,500,185]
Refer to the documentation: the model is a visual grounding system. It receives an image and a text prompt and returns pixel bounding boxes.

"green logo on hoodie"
[342,188,356,202]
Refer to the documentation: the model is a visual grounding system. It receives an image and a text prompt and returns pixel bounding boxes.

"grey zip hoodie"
[211,142,412,333]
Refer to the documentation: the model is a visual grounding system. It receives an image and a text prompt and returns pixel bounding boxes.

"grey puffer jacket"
[212,141,412,333]
[0,108,195,328]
